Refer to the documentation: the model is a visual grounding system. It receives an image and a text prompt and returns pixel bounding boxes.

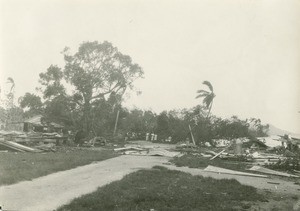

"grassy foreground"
[0,148,116,186]
[58,166,265,211]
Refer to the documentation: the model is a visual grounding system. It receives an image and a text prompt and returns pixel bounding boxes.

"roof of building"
[24,115,63,128]
[24,115,44,125]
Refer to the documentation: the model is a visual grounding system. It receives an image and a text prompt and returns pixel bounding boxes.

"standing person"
[154,134,158,141]
[146,132,149,141]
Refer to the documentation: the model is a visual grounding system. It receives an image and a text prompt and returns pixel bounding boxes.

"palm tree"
[6,77,15,108]
[196,81,216,119]
[7,77,15,92]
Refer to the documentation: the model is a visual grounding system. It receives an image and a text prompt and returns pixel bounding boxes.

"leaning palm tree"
[6,77,15,108]
[7,77,15,92]
[196,81,216,119]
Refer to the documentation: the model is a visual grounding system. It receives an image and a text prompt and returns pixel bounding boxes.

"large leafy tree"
[19,93,43,117]
[196,81,216,119]
[215,116,249,140]
[62,41,144,133]
[39,65,66,99]
[19,41,143,135]
[247,117,269,137]
[36,65,76,127]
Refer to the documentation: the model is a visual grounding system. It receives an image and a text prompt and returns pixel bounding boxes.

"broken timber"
[0,139,42,153]
[249,166,299,178]
[210,149,226,160]
[204,165,268,178]
[188,125,196,145]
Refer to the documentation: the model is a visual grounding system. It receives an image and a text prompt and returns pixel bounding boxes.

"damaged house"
[23,115,64,134]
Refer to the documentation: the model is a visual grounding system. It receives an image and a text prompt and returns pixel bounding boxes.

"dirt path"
[0,155,168,211]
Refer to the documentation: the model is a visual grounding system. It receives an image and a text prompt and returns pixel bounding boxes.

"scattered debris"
[249,166,299,178]
[210,149,226,160]
[148,149,182,157]
[0,129,68,151]
[283,150,296,157]
[124,150,148,155]
[294,170,300,174]
[0,139,42,153]
[114,144,182,157]
[205,150,218,156]
[267,181,280,185]
[84,137,106,147]
[204,165,268,178]
[175,142,197,152]
[35,143,56,152]
[114,146,145,152]
[200,153,212,158]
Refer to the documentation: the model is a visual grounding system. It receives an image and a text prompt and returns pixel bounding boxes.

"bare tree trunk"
[83,102,91,134]
[206,101,215,147]
[206,101,213,120]
[188,124,196,145]
[113,110,120,137]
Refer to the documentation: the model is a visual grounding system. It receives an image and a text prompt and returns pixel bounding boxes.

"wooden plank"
[210,149,226,160]
[0,140,42,153]
[267,181,280,185]
[249,166,299,178]
[204,165,268,178]
[0,141,26,152]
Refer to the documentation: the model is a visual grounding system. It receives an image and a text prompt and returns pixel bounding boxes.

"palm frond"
[196,90,209,94]
[203,81,213,92]
[195,93,208,99]
[7,77,14,84]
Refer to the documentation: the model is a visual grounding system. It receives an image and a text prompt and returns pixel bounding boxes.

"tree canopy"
[63,41,143,103]
[19,41,144,135]
[16,41,269,143]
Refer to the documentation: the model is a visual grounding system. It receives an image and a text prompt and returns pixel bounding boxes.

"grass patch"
[0,147,117,186]
[58,166,265,211]
[171,154,250,171]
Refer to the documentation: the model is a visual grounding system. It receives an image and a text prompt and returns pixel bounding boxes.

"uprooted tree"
[20,41,144,136]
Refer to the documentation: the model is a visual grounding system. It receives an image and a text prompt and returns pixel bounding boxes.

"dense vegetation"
[0,40,269,145]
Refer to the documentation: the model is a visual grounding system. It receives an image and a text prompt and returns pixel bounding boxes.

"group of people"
[145,133,157,141]
[145,133,172,142]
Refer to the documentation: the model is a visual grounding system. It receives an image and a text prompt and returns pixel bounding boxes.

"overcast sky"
[1,0,299,133]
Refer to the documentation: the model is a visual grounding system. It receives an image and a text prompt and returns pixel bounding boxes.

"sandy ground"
[0,141,299,211]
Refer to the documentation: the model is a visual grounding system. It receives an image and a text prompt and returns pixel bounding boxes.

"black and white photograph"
[0,0,300,210]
